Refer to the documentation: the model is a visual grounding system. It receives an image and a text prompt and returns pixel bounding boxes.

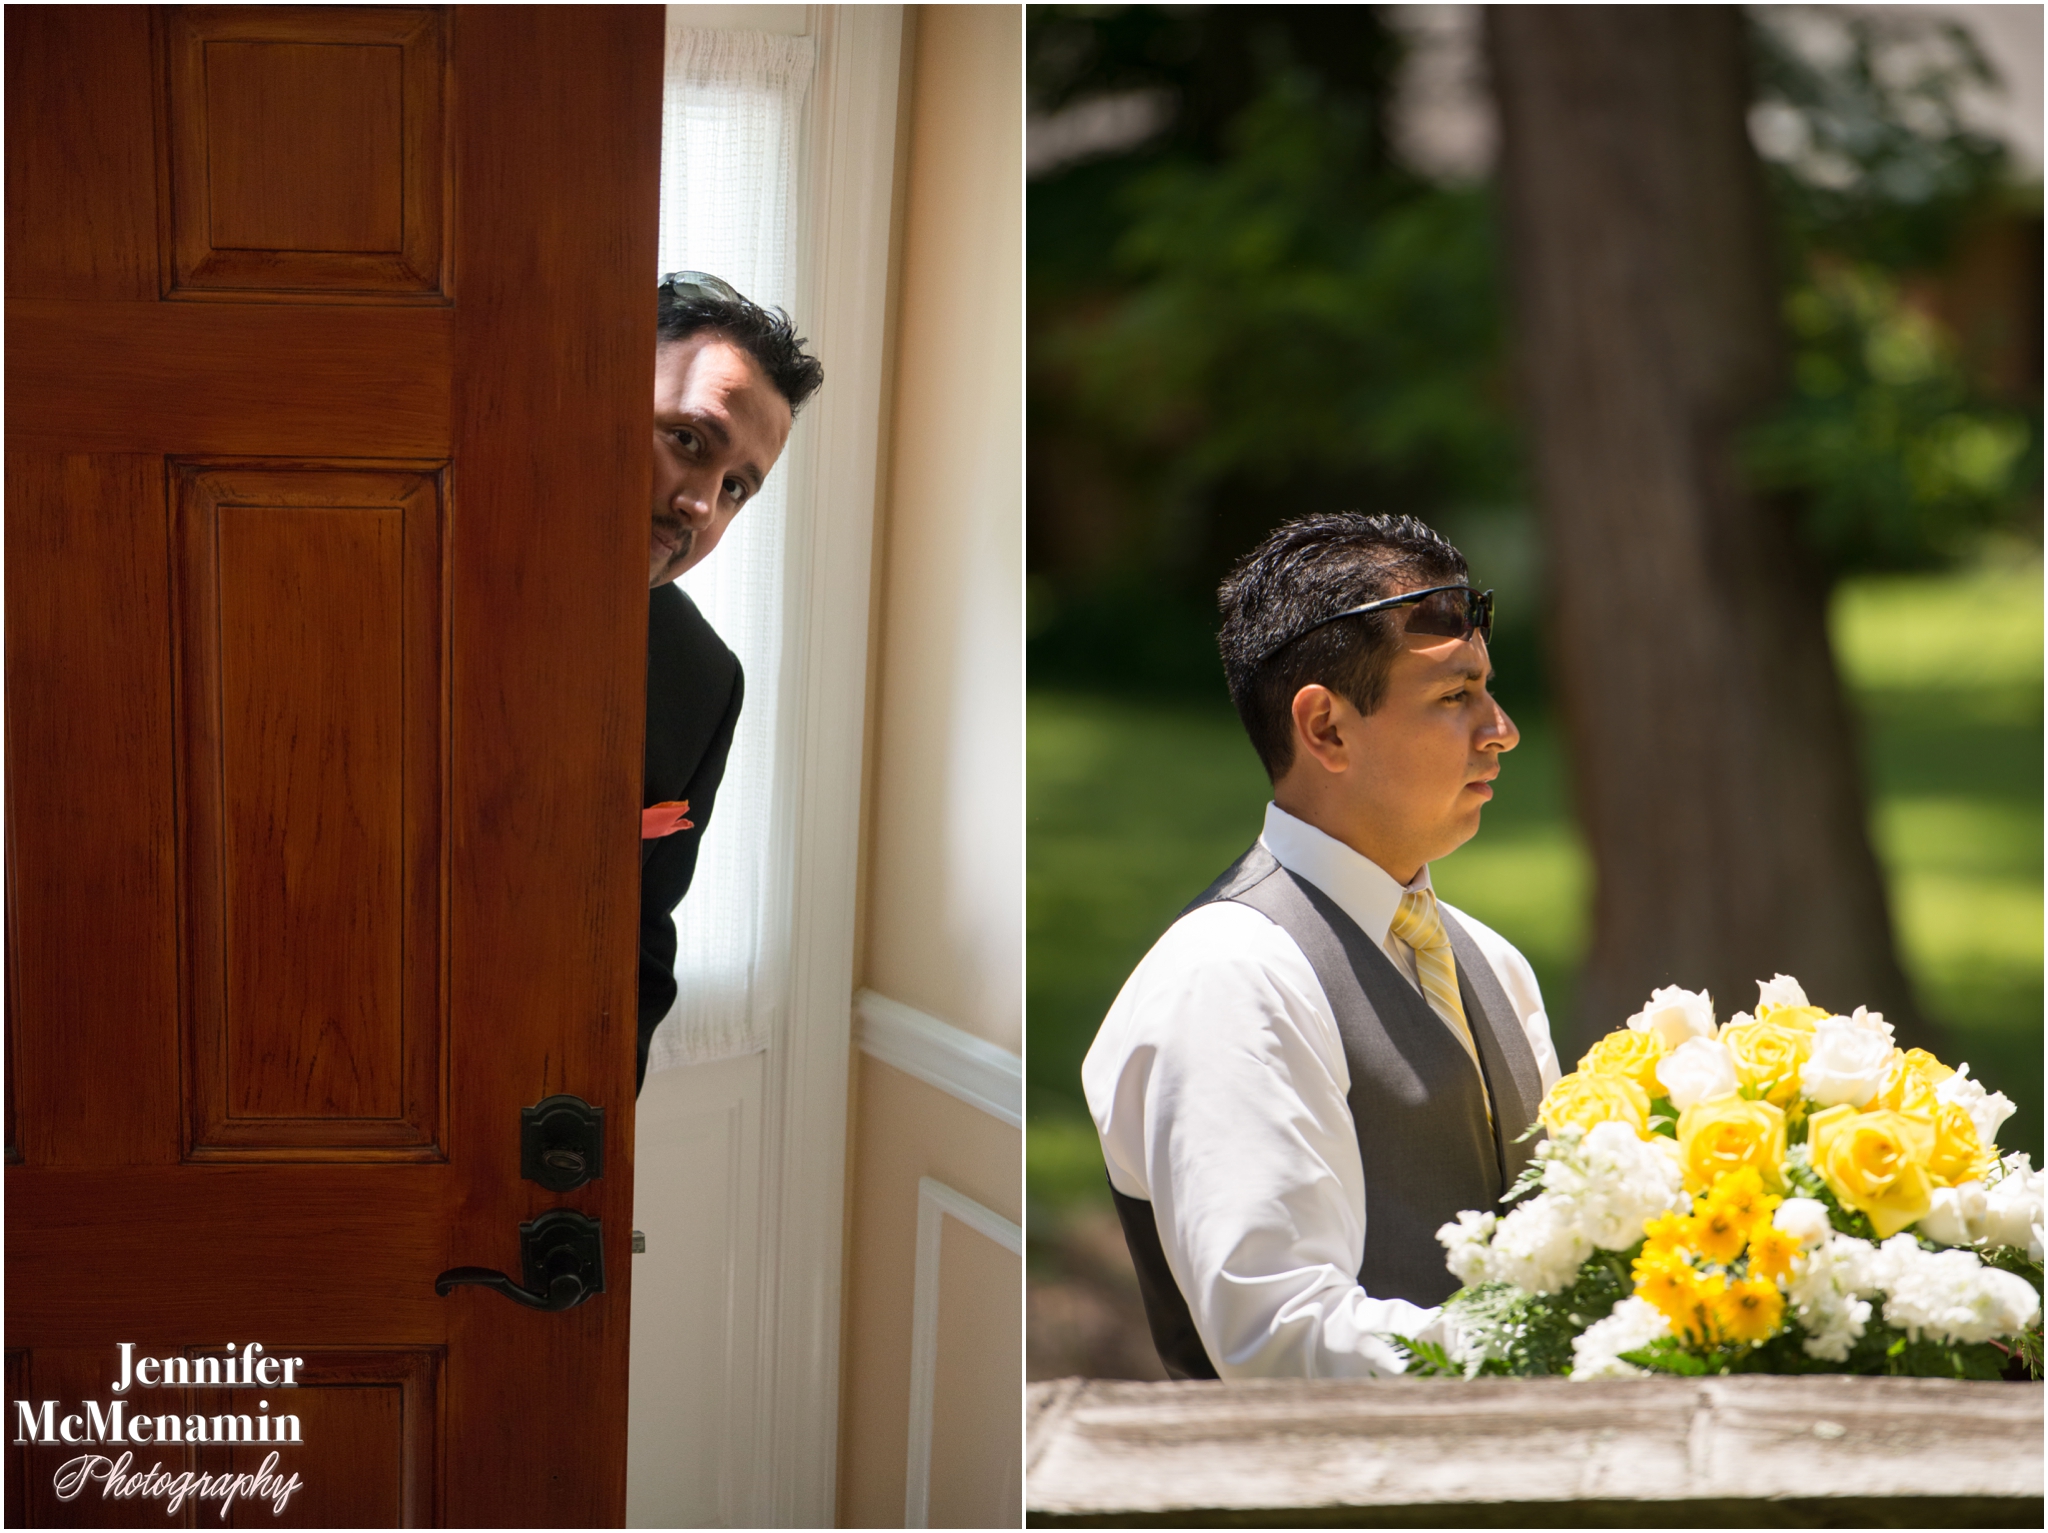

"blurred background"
[1024,3,2042,1382]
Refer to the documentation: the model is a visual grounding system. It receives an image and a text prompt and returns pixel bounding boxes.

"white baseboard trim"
[905,1176,1023,1529]
[853,988,1022,1128]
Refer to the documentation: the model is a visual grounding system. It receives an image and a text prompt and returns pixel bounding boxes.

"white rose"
[1799,1017,1893,1108]
[1756,974,1811,1010]
[1936,1065,2017,1149]
[1981,1154,2043,1260]
[1774,1197,1834,1249]
[1626,985,1717,1050]
[1918,1182,1988,1247]
[1842,1005,1894,1040]
[1655,1036,1738,1110]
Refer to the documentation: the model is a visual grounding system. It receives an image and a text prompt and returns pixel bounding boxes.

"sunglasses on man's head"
[659,269,747,306]
[1262,584,1494,663]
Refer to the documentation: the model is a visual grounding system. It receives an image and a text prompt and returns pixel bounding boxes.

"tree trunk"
[1484,6,1933,1055]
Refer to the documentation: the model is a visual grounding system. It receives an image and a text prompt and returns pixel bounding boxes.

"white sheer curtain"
[648,21,815,1070]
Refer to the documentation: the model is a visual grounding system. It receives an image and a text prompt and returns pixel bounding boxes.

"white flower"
[1918,1182,1989,1248]
[1773,1197,1834,1249]
[1935,1064,2017,1149]
[1437,1122,1690,1297]
[1873,1234,2042,1345]
[1437,1209,1499,1289]
[1786,1232,1876,1361]
[1570,1297,1671,1380]
[1842,1005,1894,1040]
[1916,1156,2041,1258]
[1799,1017,1894,1108]
[1756,974,1811,1010]
[1656,1037,1739,1110]
[1480,1194,1590,1295]
[1627,985,1718,1051]
[1550,1121,1689,1251]
[1981,1154,2044,1260]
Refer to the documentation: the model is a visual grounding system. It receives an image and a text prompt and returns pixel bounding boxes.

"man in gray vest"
[1083,512,1561,1379]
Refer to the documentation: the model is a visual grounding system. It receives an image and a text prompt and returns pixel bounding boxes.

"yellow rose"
[1807,1105,1936,1238]
[1756,1003,1829,1033]
[1718,1020,1811,1108]
[1677,1095,1787,1194]
[1924,1101,1990,1188]
[1578,1028,1669,1098]
[1873,1049,1943,1121]
[1540,1071,1652,1138]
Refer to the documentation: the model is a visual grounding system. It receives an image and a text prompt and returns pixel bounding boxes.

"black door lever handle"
[436,1209,605,1312]
[434,1264,590,1311]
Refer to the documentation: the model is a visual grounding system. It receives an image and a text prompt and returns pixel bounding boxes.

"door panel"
[173,462,445,1155]
[5,7,661,1524]
[5,452,182,1169]
[161,6,447,298]
[192,1348,441,1528]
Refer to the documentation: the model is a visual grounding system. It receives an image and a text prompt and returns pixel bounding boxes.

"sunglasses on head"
[659,269,748,306]
[1262,584,1494,663]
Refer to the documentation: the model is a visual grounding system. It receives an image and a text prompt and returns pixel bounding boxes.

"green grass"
[1028,563,2043,1217]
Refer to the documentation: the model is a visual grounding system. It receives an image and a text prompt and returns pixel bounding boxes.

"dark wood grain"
[7,302,452,457]
[205,42,406,253]
[17,1344,196,1527]
[163,6,446,298]
[3,6,158,301]
[441,7,662,1525]
[194,1347,440,1527]
[4,1350,26,1527]
[7,8,658,1523]
[172,465,445,1155]
[4,454,182,1168]
[6,1169,452,1345]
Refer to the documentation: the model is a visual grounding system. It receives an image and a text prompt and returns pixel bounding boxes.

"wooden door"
[4,7,661,1524]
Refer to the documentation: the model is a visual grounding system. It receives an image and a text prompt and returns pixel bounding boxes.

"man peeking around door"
[638,271,823,1092]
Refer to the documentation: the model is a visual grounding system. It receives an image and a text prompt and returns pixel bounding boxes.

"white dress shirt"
[1082,803,1562,1379]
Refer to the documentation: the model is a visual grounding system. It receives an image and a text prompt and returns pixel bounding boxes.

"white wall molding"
[905,1177,1024,1529]
[854,989,1022,1128]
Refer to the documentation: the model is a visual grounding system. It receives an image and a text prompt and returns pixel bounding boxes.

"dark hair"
[656,283,824,415]
[1216,512,1469,781]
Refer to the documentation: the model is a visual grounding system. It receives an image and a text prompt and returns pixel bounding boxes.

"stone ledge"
[1026,1376,2043,1527]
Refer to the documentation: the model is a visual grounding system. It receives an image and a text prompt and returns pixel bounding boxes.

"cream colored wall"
[839,5,1023,1528]
[858,1,1023,1056]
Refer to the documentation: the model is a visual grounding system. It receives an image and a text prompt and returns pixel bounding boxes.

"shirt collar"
[1258,802,1431,947]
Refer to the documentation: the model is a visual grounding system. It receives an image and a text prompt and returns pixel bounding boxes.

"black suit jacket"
[639,583,744,1092]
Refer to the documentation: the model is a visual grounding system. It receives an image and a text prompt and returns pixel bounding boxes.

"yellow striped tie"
[1391,888,1490,1119]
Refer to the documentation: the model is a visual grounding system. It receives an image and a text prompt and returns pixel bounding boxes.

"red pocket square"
[641,800,695,839]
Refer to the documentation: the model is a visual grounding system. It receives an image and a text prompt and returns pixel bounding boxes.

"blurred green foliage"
[1027,5,2041,696]
[1748,262,2039,569]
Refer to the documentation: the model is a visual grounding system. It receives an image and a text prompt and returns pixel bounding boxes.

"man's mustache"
[654,519,694,564]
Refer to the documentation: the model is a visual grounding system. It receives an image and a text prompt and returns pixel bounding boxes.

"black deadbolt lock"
[521,1093,605,1192]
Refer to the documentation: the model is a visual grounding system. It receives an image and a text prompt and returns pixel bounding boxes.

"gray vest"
[1111,842,1545,1379]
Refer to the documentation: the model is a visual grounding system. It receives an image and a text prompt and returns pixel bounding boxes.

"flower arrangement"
[1402,976,2043,1381]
